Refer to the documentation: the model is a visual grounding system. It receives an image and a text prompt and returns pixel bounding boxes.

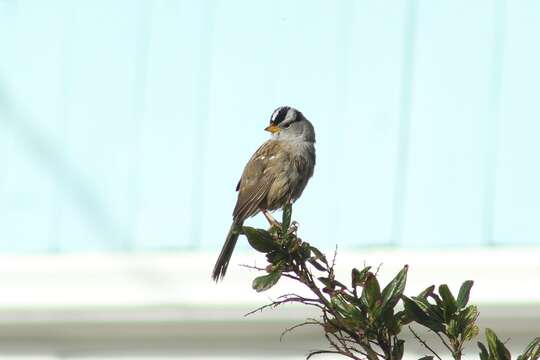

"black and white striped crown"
[270,106,299,125]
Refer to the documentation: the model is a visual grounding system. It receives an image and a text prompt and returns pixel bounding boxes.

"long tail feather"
[212,222,242,281]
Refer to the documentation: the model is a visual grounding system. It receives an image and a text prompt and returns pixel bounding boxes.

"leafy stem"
[239,205,538,360]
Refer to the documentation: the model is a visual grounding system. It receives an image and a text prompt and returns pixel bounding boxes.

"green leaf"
[462,305,479,323]
[361,272,381,311]
[392,339,405,360]
[428,292,444,307]
[380,265,408,313]
[243,226,277,253]
[447,319,459,338]
[395,309,412,325]
[411,296,445,323]
[318,277,335,290]
[286,238,301,253]
[318,276,347,290]
[438,284,457,319]
[308,258,326,271]
[310,246,328,264]
[402,296,445,332]
[299,242,311,260]
[485,328,498,353]
[464,324,479,341]
[518,337,540,360]
[418,357,434,360]
[330,294,360,318]
[351,266,372,288]
[402,296,430,323]
[381,307,401,335]
[340,292,363,307]
[478,342,489,360]
[252,269,282,292]
[330,294,363,322]
[418,285,435,299]
[456,280,474,309]
[486,328,511,360]
[282,203,292,234]
[266,250,285,264]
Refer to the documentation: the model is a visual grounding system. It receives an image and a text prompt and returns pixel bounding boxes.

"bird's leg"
[261,208,281,228]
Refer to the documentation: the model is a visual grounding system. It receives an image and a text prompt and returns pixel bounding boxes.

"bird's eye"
[283,123,291,128]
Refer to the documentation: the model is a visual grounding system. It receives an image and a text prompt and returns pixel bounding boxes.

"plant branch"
[409,326,442,360]
[435,332,454,354]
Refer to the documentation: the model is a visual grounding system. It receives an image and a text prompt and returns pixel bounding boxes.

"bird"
[212,106,316,282]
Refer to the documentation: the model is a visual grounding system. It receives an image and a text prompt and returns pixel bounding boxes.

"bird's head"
[265,106,315,143]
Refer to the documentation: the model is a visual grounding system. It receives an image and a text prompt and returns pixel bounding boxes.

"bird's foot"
[261,209,281,228]
[287,221,299,236]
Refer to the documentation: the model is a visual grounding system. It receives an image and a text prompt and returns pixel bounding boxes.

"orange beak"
[264,124,280,133]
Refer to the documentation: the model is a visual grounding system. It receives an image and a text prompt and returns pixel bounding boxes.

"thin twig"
[409,326,442,360]
[280,320,320,341]
[374,262,383,277]
[281,273,301,281]
[435,331,454,354]
[306,349,342,359]
[239,263,266,271]
[244,296,323,317]
[277,293,322,303]
[331,244,338,271]
[335,332,370,358]
[244,302,279,316]
[326,333,363,360]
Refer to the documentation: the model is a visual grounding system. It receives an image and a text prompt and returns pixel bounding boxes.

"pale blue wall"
[0,0,538,252]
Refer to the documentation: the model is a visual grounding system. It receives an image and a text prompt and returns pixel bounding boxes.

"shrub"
[240,204,539,360]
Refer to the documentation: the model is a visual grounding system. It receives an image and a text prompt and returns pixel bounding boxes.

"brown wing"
[233,140,287,222]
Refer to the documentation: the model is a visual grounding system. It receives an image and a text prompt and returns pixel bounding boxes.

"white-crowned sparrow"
[212,106,316,281]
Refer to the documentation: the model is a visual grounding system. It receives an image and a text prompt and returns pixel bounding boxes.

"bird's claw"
[267,221,282,232]
[287,221,299,236]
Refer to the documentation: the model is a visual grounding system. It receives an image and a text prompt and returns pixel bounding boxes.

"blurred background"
[0,0,539,359]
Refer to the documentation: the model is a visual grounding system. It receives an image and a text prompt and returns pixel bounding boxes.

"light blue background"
[0,0,538,252]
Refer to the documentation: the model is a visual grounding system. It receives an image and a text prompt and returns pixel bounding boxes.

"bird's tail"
[212,222,243,282]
